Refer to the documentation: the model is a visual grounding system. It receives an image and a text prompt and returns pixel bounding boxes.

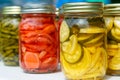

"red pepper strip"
[24,43,48,52]
[20,31,38,38]
[20,23,36,31]
[20,17,52,30]
[39,51,47,60]
[21,35,53,44]
[46,45,57,56]
[37,33,55,44]
[41,24,56,34]
[33,17,52,23]
[40,57,57,69]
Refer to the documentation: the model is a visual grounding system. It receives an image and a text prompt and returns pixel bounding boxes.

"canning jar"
[19,4,59,73]
[0,6,21,66]
[104,4,120,75]
[60,2,107,80]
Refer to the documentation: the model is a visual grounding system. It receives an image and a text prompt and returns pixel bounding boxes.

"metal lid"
[62,2,104,14]
[55,8,59,16]
[21,4,55,14]
[104,3,120,15]
[2,6,21,14]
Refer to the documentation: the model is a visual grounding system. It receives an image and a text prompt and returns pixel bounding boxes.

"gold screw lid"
[21,4,55,14]
[104,3,120,15]
[62,2,104,14]
[2,6,21,14]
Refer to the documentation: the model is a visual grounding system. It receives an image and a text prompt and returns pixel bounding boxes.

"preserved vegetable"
[60,2,107,80]
[0,6,21,66]
[104,4,120,75]
[19,5,59,73]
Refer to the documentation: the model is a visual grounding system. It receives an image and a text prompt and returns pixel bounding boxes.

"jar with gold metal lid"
[104,3,120,75]
[19,4,59,73]
[0,6,21,66]
[60,2,107,80]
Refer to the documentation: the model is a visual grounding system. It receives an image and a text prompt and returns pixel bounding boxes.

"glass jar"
[60,2,107,80]
[104,4,120,75]
[0,6,21,66]
[19,4,59,73]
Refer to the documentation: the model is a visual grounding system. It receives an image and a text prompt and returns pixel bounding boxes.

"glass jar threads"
[104,4,120,75]
[19,4,59,73]
[0,6,21,66]
[60,2,107,80]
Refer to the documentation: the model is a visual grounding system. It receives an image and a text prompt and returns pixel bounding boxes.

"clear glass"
[19,13,59,73]
[0,14,20,66]
[104,15,120,75]
[60,13,107,80]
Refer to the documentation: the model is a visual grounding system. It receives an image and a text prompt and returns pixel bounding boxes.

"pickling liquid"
[60,17,107,80]
[104,16,120,75]
[19,13,59,73]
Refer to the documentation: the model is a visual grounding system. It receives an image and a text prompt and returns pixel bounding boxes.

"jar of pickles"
[19,4,59,73]
[60,2,107,80]
[0,6,21,66]
[104,4,120,75]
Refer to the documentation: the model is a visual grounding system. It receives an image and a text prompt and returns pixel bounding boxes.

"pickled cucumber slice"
[89,47,101,67]
[77,33,93,43]
[104,17,114,32]
[61,47,91,79]
[62,35,82,63]
[107,44,118,49]
[109,58,120,70]
[111,28,120,42]
[63,44,82,64]
[114,17,120,29]
[62,35,77,55]
[60,20,70,42]
[83,34,104,46]
[79,27,105,33]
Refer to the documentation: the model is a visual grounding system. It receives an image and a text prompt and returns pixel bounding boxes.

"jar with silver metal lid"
[0,6,21,66]
[19,4,59,73]
[104,3,120,75]
[60,2,107,80]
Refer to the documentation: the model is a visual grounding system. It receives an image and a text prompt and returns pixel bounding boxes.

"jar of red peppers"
[19,4,59,73]
[0,6,21,66]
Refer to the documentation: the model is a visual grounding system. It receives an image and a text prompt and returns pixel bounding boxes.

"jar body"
[60,14,107,80]
[0,14,20,66]
[19,13,58,73]
[104,15,120,75]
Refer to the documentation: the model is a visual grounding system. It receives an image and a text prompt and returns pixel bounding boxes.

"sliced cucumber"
[104,17,114,32]
[79,27,105,33]
[63,44,82,64]
[60,20,70,42]
[78,33,94,43]
[111,28,120,42]
[83,34,104,46]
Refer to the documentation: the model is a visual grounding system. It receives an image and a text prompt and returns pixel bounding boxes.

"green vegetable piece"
[4,46,18,50]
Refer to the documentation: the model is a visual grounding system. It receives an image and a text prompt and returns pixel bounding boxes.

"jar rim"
[21,4,55,14]
[61,2,103,14]
[104,3,120,15]
[2,6,21,14]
